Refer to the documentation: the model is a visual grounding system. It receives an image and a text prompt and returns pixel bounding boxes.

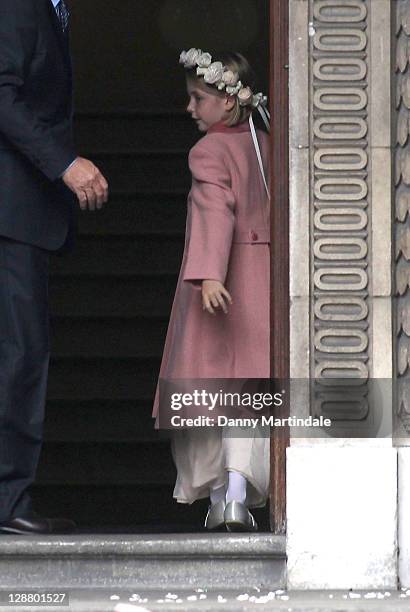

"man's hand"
[202,280,233,315]
[62,157,109,210]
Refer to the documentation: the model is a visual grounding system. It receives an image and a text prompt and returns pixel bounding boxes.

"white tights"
[210,470,247,506]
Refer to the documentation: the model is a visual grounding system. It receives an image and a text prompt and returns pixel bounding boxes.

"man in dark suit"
[0,0,108,534]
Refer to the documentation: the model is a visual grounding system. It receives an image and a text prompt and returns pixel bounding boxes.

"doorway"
[33,0,274,531]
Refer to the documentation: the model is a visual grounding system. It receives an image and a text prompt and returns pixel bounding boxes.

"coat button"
[250,231,258,241]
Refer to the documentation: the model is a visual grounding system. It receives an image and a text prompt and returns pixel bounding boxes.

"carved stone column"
[395,0,410,588]
[287,0,397,589]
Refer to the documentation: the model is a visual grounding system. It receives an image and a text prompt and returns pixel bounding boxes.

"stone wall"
[287,0,397,589]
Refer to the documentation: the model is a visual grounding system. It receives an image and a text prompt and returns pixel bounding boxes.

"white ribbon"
[249,112,270,200]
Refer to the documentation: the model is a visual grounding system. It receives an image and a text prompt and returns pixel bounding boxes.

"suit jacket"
[0,0,78,251]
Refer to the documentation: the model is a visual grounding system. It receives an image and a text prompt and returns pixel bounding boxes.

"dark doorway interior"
[32,0,270,531]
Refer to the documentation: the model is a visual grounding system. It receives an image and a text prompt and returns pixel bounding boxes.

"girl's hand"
[202,280,233,315]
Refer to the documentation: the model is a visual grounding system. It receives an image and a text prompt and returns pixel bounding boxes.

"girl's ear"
[224,95,236,111]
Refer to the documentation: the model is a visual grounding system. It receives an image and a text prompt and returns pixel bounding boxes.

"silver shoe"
[204,499,226,530]
[224,500,258,532]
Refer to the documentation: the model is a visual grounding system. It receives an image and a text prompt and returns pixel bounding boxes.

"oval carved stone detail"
[314,117,367,140]
[314,361,369,380]
[315,329,369,353]
[313,58,367,81]
[314,297,368,322]
[313,28,367,52]
[314,208,368,232]
[314,237,368,260]
[314,177,368,200]
[314,148,367,171]
[314,87,367,111]
[313,0,367,23]
[314,268,368,292]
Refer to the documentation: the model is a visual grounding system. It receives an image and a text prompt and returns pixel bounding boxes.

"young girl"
[153,49,270,531]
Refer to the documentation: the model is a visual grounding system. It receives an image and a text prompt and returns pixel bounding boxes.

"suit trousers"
[0,237,50,521]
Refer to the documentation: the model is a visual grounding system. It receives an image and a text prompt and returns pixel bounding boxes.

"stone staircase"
[0,534,286,591]
[29,110,271,531]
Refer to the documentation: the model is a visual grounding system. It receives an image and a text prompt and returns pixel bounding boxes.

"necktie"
[56,0,70,34]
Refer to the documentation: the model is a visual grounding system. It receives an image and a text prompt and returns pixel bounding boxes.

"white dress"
[172,425,270,507]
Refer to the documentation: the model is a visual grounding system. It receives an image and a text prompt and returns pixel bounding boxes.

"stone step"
[51,317,168,358]
[49,274,176,318]
[51,236,184,276]
[44,400,156,442]
[36,441,174,485]
[31,485,269,531]
[47,357,160,400]
[31,484,212,528]
[0,534,286,590]
[74,111,199,152]
[77,191,187,236]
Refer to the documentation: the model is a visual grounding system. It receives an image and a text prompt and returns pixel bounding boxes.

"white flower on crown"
[196,52,212,68]
[202,61,225,85]
[226,80,242,96]
[222,70,239,87]
[237,86,253,106]
[180,48,202,68]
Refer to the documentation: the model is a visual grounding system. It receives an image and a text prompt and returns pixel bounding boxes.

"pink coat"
[153,120,270,418]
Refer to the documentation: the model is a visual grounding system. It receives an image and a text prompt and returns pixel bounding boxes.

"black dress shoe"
[0,515,76,535]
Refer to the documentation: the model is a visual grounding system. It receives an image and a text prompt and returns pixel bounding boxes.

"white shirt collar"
[51,0,60,8]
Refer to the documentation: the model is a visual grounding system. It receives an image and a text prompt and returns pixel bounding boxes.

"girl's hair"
[186,52,257,127]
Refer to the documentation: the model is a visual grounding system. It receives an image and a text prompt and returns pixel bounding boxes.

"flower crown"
[179,48,267,109]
